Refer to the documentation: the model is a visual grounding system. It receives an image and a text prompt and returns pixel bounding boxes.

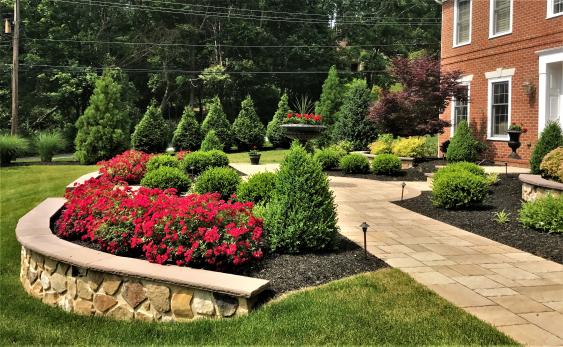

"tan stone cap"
[16,198,270,298]
[66,171,101,191]
[519,174,563,190]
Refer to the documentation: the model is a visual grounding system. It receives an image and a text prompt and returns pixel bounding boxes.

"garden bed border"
[519,174,563,201]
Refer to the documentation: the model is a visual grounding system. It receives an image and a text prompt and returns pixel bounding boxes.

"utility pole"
[10,0,20,135]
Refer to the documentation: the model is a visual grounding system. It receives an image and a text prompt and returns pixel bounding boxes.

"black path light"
[360,222,369,259]
[401,182,406,201]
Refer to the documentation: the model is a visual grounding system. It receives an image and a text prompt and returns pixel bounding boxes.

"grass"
[0,165,516,345]
[227,148,289,164]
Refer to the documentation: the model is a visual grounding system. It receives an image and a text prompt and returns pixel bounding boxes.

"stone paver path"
[232,163,563,346]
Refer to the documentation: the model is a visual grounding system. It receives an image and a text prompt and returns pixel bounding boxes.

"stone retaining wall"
[519,174,563,202]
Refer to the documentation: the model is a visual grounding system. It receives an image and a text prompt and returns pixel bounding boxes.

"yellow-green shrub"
[369,133,394,155]
[392,137,426,158]
[540,147,563,182]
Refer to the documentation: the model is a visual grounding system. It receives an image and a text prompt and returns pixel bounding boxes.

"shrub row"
[369,134,437,159]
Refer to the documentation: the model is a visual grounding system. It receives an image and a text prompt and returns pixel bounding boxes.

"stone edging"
[519,174,563,202]
[16,198,270,321]
[66,171,101,191]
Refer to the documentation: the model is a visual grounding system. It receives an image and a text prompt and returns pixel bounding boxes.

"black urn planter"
[280,124,327,146]
[249,153,261,165]
[507,130,522,159]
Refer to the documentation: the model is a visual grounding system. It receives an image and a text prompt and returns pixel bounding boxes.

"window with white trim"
[454,0,471,46]
[490,0,512,37]
[548,0,563,17]
[488,77,512,139]
[452,84,470,135]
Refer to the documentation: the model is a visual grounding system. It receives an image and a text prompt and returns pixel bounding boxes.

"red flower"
[287,113,292,119]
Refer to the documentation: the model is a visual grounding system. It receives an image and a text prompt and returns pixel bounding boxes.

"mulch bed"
[327,159,445,182]
[395,174,563,264]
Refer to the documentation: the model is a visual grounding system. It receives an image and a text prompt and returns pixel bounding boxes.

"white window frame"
[453,0,472,47]
[451,81,471,137]
[487,76,512,141]
[489,0,513,39]
[537,47,563,135]
[547,0,563,18]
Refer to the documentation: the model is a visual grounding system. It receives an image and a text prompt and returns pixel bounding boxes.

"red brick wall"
[439,0,563,167]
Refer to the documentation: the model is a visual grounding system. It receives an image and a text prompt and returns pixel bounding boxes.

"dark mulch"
[328,159,445,182]
[395,174,563,264]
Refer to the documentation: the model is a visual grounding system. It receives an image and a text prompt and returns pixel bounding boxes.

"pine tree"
[172,106,202,151]
[264,141,338,254]
[131,102,169,153]
[201,96,232,149]
[530,122,563,174]
[231,96,265,150]
[74,70,131,164]
[333,79,377,151]
[266,93,291,148]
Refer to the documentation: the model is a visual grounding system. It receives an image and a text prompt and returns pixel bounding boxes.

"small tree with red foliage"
[369,56,465,137]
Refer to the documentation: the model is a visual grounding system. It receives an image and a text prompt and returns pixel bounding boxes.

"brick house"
[438,0,563,166]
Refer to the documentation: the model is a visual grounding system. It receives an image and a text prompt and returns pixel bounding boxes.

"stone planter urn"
[249,153,261,165]
[507,130,522,159]
[280,124,327,146]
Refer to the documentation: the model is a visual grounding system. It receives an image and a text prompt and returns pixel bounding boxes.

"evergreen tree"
[232,96,265,150]
[201,96,232,149]
[446,121,480,162]
[131,102,169,153]
[266,93,291,148]
[264,141,338,254]
[200,130,224,151]
[530,122,563,174]
[333,79,377,151]
[315,65,343,125]
[172,106,202,151]
[74,71,130,164]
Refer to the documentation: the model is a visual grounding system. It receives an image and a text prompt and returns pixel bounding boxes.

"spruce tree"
[530,122,563,174]
[231,96,265,150]
[74,70,130,164]
[201,96,232,149]
[264,141,338,254]
[266,93,291,148]
[333,79,377,151]
[131,102,169,153]
[172,106,202,151]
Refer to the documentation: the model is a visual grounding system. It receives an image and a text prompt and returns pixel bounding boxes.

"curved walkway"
[232,163,563,346]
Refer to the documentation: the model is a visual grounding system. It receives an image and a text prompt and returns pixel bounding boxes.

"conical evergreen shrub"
[264,141,338,253]
[75,70,131,164]
[266,93,291,148]
[172,106,202,151]
[200,130,224,151]
[131,102,169,153]
[530,122,563,174]
[314,66,343,147]
[232,96,265,150]
[201,96,232,150]
[446,121,479,162]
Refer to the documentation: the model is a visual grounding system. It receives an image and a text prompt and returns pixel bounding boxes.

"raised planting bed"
[328,159,445,182]
[519,174,563,202]
[395,174,563,264]
[352,151,416,170]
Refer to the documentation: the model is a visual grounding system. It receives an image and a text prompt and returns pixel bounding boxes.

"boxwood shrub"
[146,154,181,172]
[340,153,370,174]
[540,147,563,182]
[236,171,277,204]
[372,154,401,176]
[313,148,346,170]
[194,167,241,200]
[182,150,229,175]
[446,121,480,163]
[431,170,489,209]
[519,194,563,233]
[140,166,191,193]
[437,162,486,178]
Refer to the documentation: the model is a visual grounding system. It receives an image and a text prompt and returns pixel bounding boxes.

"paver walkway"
[232,163,563,346]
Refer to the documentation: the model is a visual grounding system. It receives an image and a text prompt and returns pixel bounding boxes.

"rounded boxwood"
[431,170,489,209]
[540,147,563,182]
[372,154,401,176]
[313,148,346,170]
[182,150,228,175]
[236,171,277,204]
[146,154,181,172]
[340,153,370,174]
[140,166,191,193]
[437,162,486,178]
[194,167,241,200]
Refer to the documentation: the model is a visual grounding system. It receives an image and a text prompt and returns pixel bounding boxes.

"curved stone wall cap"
[66,171,101,191]
[16,198,270,298]
[519,174,563,190]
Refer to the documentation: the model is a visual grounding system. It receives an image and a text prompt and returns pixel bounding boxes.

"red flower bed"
[175,150,190,161]
[284,113,323,125]
[56,177,264,270]
[97,150,152,184]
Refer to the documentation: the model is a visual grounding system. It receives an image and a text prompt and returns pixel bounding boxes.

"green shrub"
[0,134,29,166]
[446,121,480,163]
[201,96,232,149]
[436,162,486,178]
[422,135,439,157]
[74,70,131,164]
[369,134,393,155]
[194,167,241,200]
[146,154,181,172]
[182,150,228,175]
[200,130,224,151]
[314,66,344,148]
[392,137,427,158]
[231,96,265,150]
[340,153,370,174]
[313,148,346,170]
[431,170,489,209]
[332,140,354,153]
[519,194,563,233]
[372,154,401,175]
[140,166,191,193]
[540,147,563,182]
[33,131,66,162]
[236,172,277,204]
[531,122,563,174]
[264,142,338,253]
[131,103,169,153]
[266,93,291,148]
[172,106,202,151]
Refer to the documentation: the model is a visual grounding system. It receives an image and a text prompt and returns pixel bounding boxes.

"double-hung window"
[488,77,512,140]
[452,85,470,135]
[454,0,471,46]
[490,0,512,38]
[548,0,563,18]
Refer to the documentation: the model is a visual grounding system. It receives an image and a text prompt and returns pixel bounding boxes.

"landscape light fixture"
[360,222,369,258]
[401,182,406,201]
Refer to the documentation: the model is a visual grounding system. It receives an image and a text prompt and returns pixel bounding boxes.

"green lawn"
[228,148,289,164]
[0,165,516,345]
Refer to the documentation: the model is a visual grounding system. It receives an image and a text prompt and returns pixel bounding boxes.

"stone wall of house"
[20,247,252,322]
[522,182,562,202]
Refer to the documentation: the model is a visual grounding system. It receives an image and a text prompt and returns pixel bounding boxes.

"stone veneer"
[519,174,563,202]
[16,198,269,322]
